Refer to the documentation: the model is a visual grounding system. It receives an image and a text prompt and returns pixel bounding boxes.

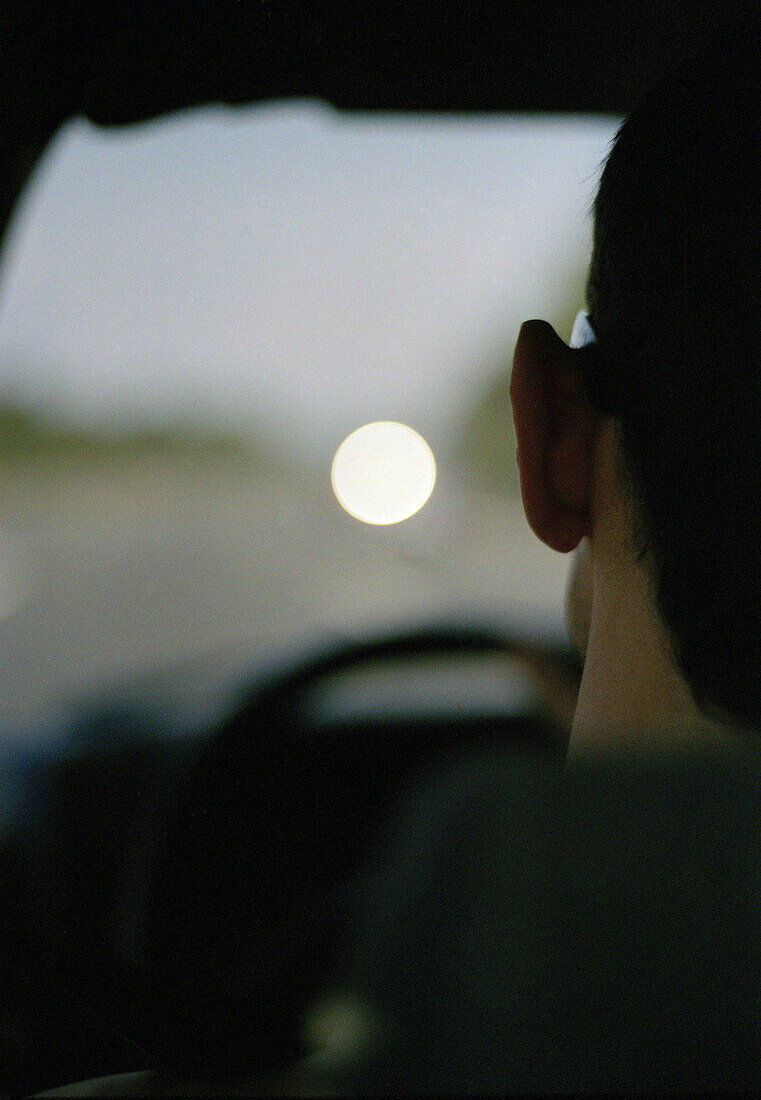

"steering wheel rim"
[220,617,579,729]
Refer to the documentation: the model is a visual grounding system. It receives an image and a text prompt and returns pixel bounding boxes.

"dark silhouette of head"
[583,9,761,726]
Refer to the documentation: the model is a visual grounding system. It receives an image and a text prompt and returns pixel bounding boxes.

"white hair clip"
[570,310,597,349]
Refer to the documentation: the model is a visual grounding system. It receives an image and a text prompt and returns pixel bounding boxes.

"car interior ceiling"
[1,3,757,1095]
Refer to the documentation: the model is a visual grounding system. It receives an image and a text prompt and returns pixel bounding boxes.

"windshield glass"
[0,105,618,727]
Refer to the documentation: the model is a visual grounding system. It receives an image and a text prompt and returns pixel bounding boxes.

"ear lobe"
[510,320,596,553]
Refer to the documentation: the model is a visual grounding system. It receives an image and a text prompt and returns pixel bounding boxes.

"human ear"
[509,319,596,553]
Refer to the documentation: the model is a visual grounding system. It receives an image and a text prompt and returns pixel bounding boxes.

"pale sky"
[0,102,618,468]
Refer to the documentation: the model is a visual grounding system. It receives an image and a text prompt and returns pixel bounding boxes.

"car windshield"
[0,104,617,731]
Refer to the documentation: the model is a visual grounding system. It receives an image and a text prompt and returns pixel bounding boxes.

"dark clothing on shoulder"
[320,746,761,1094]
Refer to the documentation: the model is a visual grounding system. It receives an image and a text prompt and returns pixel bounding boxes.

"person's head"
[511,10,761,735]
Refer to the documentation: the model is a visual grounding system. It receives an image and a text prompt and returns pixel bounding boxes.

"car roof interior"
[1,1,750,250]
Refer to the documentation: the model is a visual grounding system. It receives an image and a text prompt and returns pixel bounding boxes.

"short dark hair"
[584,10,761,727]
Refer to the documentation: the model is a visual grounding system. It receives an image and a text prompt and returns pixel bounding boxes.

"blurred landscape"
[0,107,607,732]
[0,394,570,731]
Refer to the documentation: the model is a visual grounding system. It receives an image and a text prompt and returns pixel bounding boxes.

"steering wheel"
[131,619,581,1081]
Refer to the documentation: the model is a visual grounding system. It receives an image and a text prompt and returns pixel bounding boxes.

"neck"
[568,559,742,756]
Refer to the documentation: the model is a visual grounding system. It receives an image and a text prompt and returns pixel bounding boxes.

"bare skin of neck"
[565,425,747,757]
[568,554,734,755]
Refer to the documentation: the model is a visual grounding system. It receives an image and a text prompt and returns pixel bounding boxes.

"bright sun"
[331,421,436,525]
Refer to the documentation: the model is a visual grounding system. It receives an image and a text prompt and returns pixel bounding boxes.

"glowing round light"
[331,421,436,525]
